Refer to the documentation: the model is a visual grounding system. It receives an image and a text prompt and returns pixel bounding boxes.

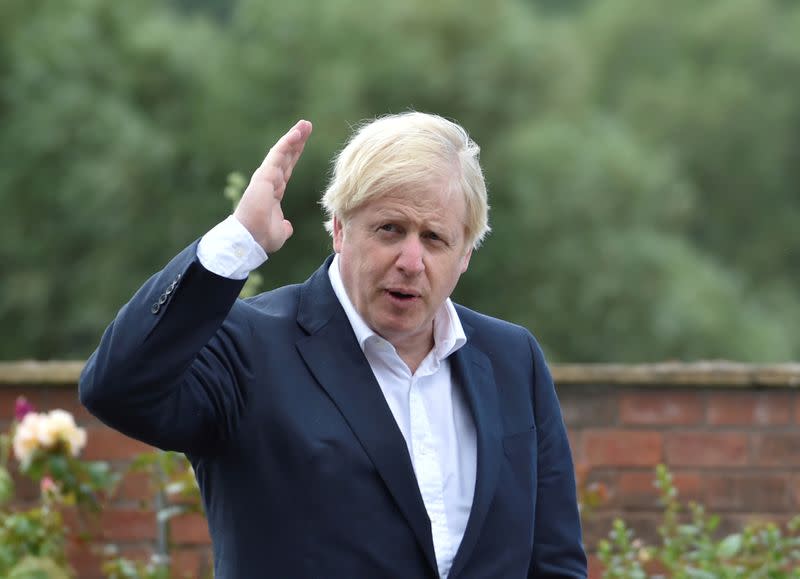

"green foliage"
[0,395,202,578]
[0,471,13,506]
[598,465,800,578]
[128,450,202,520]
[7,555,73,579]
[0,507,70,577]
[2,0,800,361]
[101,556,171,579]
[0,398,118,578]
[21,452,119,513]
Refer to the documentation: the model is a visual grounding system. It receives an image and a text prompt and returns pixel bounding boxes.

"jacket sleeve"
[79,242,252,456]
[527,336,588,578]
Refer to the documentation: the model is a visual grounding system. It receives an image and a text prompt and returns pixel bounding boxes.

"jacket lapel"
[295,258,438,574]
[448,334,503,579]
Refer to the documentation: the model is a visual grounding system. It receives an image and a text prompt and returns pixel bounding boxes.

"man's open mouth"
[387,290,418,300]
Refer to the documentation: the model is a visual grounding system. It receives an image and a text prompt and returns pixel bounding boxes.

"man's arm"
[79,121,313,456]
[528,336,588,578]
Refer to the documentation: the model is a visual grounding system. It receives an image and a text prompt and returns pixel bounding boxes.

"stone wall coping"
[1,360,799,387]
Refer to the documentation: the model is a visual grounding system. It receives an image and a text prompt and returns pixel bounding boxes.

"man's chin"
[374,320,431,346]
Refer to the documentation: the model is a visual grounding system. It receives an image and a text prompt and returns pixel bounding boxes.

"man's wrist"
[197,215,268,280]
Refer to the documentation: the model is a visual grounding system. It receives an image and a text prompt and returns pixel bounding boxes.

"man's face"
[333,180,472,353]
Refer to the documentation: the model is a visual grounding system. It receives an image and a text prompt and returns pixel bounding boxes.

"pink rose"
[41,475,57,494]
[14,396,35,422]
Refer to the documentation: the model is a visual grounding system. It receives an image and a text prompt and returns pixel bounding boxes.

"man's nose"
[396,236,425,275]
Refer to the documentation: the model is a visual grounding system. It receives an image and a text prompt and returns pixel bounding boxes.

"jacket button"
[158,294,168,305]
[151,302,160,314]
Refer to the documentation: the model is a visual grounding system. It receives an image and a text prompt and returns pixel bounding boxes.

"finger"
[282,140,308,182]
[274,123,312,191]
[278,125,312,172]
[259,123,311,185]
[271,120,312,159]
[289,120,313,144]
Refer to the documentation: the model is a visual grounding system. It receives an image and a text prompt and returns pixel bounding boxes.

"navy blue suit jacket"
[80,245,587,578]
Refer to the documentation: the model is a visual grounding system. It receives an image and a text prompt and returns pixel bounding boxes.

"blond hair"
[321,111,490,249]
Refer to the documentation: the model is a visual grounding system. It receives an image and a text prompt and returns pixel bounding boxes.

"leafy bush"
[598,464,800,578]
[0,397,117,577]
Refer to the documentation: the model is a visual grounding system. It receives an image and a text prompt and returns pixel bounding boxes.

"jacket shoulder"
[454,303,533,342]
[239,283,303,318]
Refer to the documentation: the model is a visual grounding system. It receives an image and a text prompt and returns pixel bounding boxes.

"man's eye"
[379,224,398,232]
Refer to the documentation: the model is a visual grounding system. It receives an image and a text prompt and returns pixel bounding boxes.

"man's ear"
[459,247,473,274]
[332,216,344,253]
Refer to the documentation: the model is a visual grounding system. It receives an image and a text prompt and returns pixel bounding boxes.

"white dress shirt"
[198,216,478,578]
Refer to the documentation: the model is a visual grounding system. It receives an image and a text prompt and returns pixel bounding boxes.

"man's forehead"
[367,190,463,217]
[371,179,462,207]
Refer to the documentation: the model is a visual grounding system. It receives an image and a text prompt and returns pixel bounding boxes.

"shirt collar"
[328,254,467,361]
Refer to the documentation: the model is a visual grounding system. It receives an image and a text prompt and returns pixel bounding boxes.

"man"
[80,112,587,578]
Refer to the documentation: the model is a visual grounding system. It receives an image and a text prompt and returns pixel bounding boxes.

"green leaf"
[8,556,72,579]
[717,533,743,558]
[684,568,718,579]
[0,467,15,505]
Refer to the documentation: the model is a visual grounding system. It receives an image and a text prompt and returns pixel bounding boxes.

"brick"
[620,392,704,425]
[42,387,96,423]
[573,460,592,491]
[617,471,662,508]
[612,469,701,508]
[97,507,156,541]
[171,546,214,578]
[672,472,705,502]
[117,471,154,504]
[705,474,789,512]
[794,475,800,510]
[560,387,618,427]
[795,393,800,424]
[610,512,662,545]
[582,430,663,467]
[664,432,748,467]
[60,504,153,543]
[707,392,791,426]
[67,537,105,579]
[170,512,211,544]
[752,434,800,467]
[9,464,41,501]
[579,468,614,510]
[0,387,50,420]
[83,425,154,460]
[581,512,616,548]
[588,554,603,579]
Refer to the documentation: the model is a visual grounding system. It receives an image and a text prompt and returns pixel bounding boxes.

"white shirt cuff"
[197,215,268,280]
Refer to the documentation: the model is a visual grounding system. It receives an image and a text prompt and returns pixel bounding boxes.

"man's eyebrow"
[370,207,455,231]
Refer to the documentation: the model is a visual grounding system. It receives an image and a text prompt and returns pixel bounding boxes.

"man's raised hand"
[234,120,313,254]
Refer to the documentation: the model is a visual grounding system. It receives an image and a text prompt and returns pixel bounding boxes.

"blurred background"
[2,0,799,363]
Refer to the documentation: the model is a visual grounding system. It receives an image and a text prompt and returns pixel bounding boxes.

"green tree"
[1,0,798,362]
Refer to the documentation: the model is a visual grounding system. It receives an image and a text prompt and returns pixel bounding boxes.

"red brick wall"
[561,384,800,576]
[1,362,799,578]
